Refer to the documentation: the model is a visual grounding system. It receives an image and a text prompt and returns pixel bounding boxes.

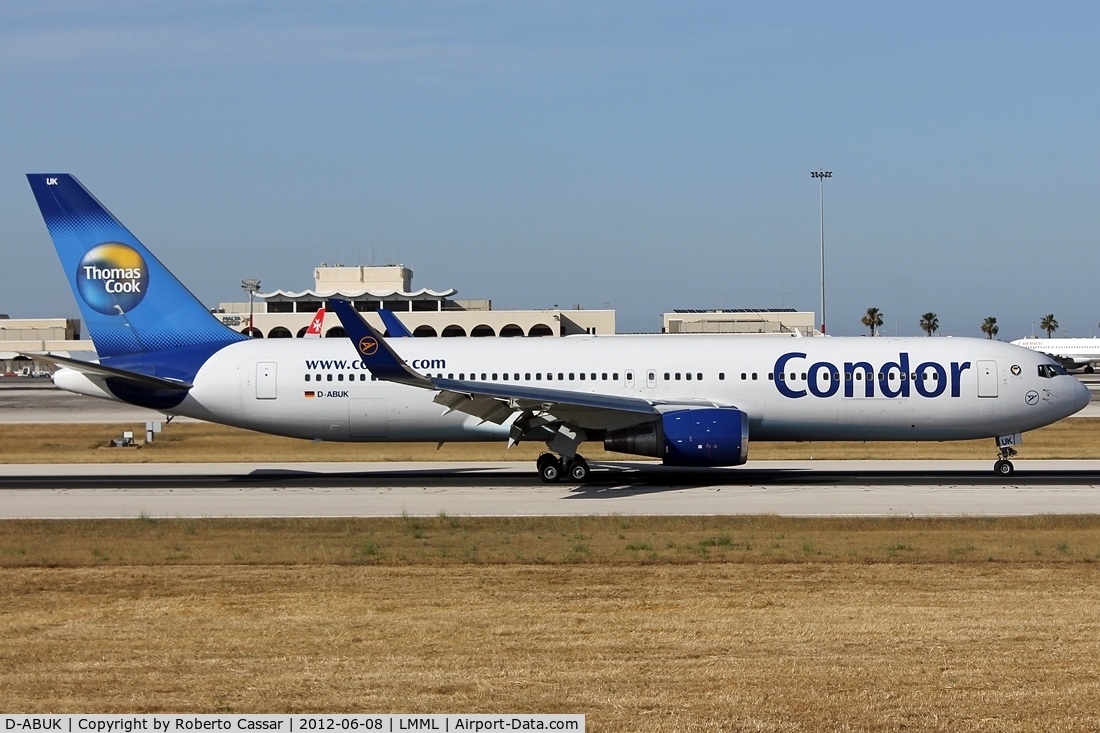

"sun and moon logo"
[75,243,149,315]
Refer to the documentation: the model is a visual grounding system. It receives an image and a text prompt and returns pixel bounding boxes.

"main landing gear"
[537,453,590,483]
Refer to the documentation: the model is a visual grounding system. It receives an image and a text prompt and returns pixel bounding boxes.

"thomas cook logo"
[358,336,378,355]
[76,243,148,315]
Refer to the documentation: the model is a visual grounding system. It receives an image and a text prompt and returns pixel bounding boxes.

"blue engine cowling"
[603,408,749,467]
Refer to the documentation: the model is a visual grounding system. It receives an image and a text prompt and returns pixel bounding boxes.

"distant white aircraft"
[22,174,1092,480]
[1011,338,1100,373]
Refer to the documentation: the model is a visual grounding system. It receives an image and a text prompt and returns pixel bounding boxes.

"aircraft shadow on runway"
[4,463,1100,492]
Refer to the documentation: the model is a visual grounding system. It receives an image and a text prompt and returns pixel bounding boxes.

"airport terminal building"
[214,265,615,339]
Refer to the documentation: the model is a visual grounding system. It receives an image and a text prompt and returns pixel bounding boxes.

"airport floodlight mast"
[241,278,261,337]
[811,170,832,334]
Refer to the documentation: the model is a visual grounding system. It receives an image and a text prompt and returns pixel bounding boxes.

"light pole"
[1031,319,1036,338]
[811,170,832,334]
[241,279,261,337]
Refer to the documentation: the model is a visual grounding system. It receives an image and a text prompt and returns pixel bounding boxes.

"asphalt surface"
[3,378,1100,518]
[3,460,1100,518]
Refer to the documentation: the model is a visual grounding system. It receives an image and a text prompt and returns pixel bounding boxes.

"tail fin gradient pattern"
[26,174,246,359]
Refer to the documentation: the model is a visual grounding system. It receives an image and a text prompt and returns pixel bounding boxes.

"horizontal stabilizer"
[23,352,193,391]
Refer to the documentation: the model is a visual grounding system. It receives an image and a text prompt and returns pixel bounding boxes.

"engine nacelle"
[604,408,749,467]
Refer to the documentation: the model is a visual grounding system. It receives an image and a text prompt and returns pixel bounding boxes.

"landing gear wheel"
[1086,365,1095,374]
[539,456,563,483]
[536,453,556,473]
[994,459,1014,477]
[567,456,590,482]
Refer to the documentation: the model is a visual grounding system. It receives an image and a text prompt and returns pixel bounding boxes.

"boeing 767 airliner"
[23,174,1090,481]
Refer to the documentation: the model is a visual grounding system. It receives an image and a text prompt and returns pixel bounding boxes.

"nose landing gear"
[994,444,1018,477]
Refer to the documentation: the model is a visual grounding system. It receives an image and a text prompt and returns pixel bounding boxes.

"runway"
[3,460,1100,518]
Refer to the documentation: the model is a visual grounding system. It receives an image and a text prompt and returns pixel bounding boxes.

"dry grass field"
[3,517,1100,730]
[4,417,1100,463]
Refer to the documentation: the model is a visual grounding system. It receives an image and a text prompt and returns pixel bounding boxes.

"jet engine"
[603,408,749,467]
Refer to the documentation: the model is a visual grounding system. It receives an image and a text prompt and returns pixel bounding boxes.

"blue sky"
[2,1,1098,336]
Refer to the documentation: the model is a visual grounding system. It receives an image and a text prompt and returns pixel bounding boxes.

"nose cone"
[1071,377,1093,414]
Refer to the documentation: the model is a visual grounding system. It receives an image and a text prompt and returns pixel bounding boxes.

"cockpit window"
[1037,363,1068,378]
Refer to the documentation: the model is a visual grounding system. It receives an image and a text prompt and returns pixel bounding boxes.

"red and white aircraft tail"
[304,307,325,338]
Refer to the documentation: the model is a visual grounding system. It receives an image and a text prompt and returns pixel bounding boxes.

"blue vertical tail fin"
[27,174,246,359]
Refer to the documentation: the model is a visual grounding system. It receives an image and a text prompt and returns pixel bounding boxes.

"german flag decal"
[304,391,315,398]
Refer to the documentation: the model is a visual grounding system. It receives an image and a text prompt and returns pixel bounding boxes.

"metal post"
[241,279,261,337]
[811,170,832,334]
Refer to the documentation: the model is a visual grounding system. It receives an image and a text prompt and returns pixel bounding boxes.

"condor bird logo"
[358,336,378,356]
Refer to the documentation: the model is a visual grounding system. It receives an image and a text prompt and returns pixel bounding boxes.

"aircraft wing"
[328,298,695,430]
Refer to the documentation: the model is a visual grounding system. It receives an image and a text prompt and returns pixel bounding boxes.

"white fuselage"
[56,334,1091,445]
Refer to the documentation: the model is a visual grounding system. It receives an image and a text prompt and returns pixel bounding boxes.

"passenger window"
[525,373,531,380]
[316,374,321,381]
[305,374,310,382]
[569,373,575,380]
[559,373,564,380]
[777,373,784,381]
[579,373,585,380]
[832,372,839,381]
[800,373,806,380]
[546,373,552,381]
[602,373,608,380]
[361,374,366,381]
[613,373,619,380]
[685,373,692,381]
[481,373,487,380]
[492,373,498,380]
[536,373,542,380]
[675,373,681,380]
[327,374,333,382]
[591,373,597,380]
[856,372,862,380]
[752,373,758,380]
[664,372,670,380]
[515,373,520,380]
[697,373,702,381]
[502,373,509,381]
[768,373,774,380]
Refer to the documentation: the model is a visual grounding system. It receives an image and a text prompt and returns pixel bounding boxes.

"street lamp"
[241,279,261,337]
[810,170,832,334]
[1031,319,1036,338]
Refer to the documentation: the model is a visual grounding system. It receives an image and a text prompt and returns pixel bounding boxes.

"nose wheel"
[993,442,1018,477]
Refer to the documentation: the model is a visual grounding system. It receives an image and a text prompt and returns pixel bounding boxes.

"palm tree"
[919,312,939,337]
[861,307,883,337]
[1040,314,1059,338]
[981,316,999,340]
